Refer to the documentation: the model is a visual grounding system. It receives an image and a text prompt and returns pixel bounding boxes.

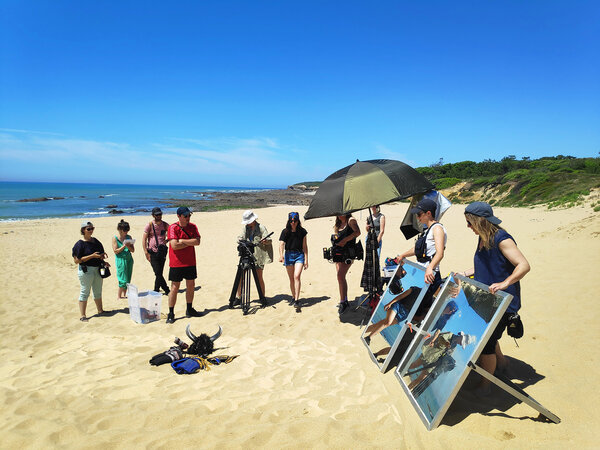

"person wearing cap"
[235,210,273,301]
[72,221,109,322]
[397,197,447,317]
[278,211,309,308]
[142,207,170,295]
[165,206,203,323]
[460,201,530,393]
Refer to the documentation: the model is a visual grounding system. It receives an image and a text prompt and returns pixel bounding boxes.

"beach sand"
[0,203,598,449]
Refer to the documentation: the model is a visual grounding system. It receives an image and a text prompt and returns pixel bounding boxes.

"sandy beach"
[0,202,599,449]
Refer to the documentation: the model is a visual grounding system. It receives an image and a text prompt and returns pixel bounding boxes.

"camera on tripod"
[237,239,257,264]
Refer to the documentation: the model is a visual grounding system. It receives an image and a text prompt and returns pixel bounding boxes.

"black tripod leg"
[229,265,244,308]
[251,265,267,306]
[242,268,251,314]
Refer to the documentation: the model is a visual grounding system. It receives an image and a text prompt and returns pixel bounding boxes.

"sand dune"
[0,203,598,448]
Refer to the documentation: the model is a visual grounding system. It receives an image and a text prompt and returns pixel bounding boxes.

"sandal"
[80,316,89,322]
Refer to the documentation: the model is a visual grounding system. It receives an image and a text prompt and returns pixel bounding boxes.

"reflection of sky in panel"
[408,276,501,422]
[372,264,426,345]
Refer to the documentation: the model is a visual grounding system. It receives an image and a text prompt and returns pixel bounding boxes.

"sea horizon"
[0,181,283,221]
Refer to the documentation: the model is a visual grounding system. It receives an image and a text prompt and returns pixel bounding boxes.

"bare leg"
[478,353,496,388]
[185,279,195,304]
[286,265,295,298]
[79,300,87,319]
[256,268,265,297]
[366,308,397,337]
[293,263,303,300]
[93,298,104,314]
[335,262,351,302]
[168,281,181,307]
[495,342,508,370]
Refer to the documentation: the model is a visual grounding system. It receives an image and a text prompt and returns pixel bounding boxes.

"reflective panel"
[395,273,513,430]
[362,260,429,372]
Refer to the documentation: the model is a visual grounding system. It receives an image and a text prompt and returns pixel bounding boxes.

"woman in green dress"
[112,219,135,300]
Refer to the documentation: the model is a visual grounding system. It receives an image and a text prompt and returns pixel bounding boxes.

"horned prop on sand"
[186,324,222,356]
[149,325,222,366]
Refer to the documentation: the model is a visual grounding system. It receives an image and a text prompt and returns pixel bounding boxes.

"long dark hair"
[334,214,352,233]
[284,212,305,235]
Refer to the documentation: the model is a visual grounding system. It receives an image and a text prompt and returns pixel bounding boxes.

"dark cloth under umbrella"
[304,159,434,220]
[360,231,381,294]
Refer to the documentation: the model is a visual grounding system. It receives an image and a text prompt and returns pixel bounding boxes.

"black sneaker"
[338,301,349,315]
[186,307,204,318]
[293,300,300,308]
[166,313,175,324]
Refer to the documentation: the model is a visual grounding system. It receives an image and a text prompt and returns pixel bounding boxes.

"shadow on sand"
[441,356,554,427]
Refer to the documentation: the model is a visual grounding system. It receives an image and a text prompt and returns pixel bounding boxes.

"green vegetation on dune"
[418,155,600,208]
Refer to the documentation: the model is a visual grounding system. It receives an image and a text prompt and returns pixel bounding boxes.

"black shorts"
[482,312,510,355]
[169,266,197,282]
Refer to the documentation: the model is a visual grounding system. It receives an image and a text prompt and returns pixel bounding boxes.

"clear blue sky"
[1,1,598,187]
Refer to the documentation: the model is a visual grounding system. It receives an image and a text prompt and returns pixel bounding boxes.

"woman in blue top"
[459,202,530,392]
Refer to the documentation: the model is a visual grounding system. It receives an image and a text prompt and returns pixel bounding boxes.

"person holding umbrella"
[397,198,447,319]
[459,201,530,394]
[333,214,361,315]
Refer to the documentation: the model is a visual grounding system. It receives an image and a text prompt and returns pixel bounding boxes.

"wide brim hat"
[241,210,258,225]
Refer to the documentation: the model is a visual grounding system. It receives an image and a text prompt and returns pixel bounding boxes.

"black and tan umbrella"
[304,159,434,220]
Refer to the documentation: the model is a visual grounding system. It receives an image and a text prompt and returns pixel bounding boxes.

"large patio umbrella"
[304,159,434,306]
[304,159,434,220]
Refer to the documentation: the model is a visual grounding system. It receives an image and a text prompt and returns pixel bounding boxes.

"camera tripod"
[228,239,268,314]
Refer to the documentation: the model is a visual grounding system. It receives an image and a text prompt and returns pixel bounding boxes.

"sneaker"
[293,300,300,308]
[338,301,349,315]
[186,307,204,318]
[166,314,175,324]
[80,316,88,322]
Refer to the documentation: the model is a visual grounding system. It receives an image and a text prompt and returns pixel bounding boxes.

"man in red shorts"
[166,206,203,323]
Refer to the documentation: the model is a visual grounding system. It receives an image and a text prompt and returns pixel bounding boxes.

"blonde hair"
[465,213,503,250]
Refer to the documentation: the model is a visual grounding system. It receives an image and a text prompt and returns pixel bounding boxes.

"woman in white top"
[397,198,447,318]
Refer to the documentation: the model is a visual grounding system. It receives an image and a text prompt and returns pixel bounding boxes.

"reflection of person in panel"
[397,198,447,318]
[459,201,530,395]
[407,331,476,393]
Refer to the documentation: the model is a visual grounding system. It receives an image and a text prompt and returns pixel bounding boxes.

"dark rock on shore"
[167,188,315,212]
[108,209,124,214]
[17,197,65,202]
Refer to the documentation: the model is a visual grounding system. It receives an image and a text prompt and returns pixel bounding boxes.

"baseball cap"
[151,207,163,215]
[464,201,501,225]
[176,206,192,217]
[409,198,437,216]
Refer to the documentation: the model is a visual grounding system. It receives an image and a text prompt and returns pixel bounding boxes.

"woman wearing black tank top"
[333,214,361,315]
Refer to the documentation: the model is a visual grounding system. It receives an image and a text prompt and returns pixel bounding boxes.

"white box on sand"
[127,284,161,324]
[383,265,398,278]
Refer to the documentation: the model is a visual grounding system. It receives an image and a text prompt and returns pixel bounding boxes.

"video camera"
[323,234,363,264]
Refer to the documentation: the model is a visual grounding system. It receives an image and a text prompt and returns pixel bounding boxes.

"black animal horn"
[185,324,198,343]
[210,325,222,342]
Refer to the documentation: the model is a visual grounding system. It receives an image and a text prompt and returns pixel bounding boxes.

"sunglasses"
[86,227,94,231]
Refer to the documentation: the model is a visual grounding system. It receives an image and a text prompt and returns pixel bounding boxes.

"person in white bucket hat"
[234,210,273,302]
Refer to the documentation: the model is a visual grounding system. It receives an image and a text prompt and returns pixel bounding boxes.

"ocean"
[0,181,275,220]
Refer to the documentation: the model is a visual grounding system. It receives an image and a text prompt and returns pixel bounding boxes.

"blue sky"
[1,1,598,187]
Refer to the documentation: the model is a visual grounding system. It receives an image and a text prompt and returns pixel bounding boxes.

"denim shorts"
[284,251,305,266]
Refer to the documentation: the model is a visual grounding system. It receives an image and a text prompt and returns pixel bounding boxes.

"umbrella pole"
[368,209,379,301]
